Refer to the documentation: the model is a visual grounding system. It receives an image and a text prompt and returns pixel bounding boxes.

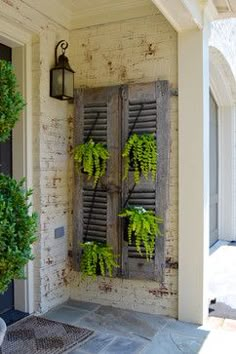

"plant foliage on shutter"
[73,87,121,269]
[121,81,170,281]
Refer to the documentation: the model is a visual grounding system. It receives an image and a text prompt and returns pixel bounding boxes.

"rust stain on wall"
[145,43,156,57]
[99,282,112,293]
[149,284,176,297]
[166,257,178,269]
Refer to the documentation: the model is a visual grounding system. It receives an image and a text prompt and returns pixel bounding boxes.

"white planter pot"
[0,318,6,346]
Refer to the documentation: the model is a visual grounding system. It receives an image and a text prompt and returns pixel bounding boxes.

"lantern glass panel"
[51,69,63,97]
[64,69,74,98]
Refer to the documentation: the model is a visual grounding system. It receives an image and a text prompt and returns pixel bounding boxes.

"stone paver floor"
[42,300,236,354]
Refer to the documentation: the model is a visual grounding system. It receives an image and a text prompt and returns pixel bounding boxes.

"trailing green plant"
[122,133,157,184]
[80,241,119,278]
[74,139,109,186]
[0,174,37,293]
[119,206,162,260]
[0,60,26,142]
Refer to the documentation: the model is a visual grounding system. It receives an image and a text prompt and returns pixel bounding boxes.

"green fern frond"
[74,139,109,186]
[80,241,119,279]
[119,206,162,261]
[122,133,157,184]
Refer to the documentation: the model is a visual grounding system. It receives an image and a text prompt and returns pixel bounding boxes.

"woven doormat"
[0,316,93,354]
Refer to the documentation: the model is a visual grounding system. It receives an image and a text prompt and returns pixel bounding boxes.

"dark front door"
[209,93,219,248]
[0,43,14,314]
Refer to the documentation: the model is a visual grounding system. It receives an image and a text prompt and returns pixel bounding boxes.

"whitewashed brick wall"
[69,12,178,318]
[31,26,72,313]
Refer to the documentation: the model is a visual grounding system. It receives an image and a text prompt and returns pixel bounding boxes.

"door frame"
[210,46,236,242]
[0,20,34,313]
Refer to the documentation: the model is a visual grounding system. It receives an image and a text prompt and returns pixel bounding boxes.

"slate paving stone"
[66,299,100,312]
[134,311,173,332]
[75,312,116,333]
[78,332,115,353]
[68,349,88,354]
[43,305,89,324]
[165,319,209,339]
[95,305,167,339]
[144,330,204,354]
[102,337,145,354]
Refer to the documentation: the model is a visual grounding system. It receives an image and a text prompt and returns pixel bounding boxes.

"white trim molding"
[0,19,34,314]
[210,46,236,242]
[178,20,210,324]
[152,0,217,32]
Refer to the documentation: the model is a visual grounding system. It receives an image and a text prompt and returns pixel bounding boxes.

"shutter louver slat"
[83,188,107,244]
[83,103,107,144]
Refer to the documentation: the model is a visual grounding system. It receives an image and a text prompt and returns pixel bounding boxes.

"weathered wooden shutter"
[73,87,121,269]
[121,81,170,281]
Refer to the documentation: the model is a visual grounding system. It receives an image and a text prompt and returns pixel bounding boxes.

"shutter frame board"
[121,81,170,282]
[73,87,120,271]
[154,80,170,281]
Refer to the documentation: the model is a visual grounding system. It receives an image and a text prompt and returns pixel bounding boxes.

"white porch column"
[178,22,210,324]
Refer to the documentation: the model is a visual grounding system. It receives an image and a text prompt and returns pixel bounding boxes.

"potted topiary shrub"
[74,139,109,186]
[80,241,119,279]
[0,174,37,294]
[119,206,162,260]
[0,60,25,143]
[122,133,157,184]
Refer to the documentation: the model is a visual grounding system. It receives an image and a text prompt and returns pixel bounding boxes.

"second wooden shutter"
[121,81,170,282]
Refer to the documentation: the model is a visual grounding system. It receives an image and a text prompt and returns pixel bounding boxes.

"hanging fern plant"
[74,139,109,186]
[122,133,157,184]
[0,60,25,142]
[119,206,162,261]
[80,241,119,279]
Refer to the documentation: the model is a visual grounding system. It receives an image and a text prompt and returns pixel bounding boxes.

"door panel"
[210,93,219,247]
[0,43,14,314]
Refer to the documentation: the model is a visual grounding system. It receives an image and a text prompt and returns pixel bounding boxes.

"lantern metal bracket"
[55,40,68,66]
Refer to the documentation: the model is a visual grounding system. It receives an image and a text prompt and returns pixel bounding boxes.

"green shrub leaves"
[0,175,37,293]
[0,60,25,142]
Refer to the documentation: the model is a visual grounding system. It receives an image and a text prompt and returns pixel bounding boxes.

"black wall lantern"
[50,40,75,100]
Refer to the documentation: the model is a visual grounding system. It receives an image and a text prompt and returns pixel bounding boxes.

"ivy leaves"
[119,206,162,261]
[80,242,119,278]
[0,175,37,293]
[122,133,157,184]
[0,60,25,142]
[74,139,109,186]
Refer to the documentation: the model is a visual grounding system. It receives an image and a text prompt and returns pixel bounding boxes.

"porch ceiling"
[23,0,158,30]
[59,0,158,30]
[213,0,236,15]
[21,0,236,32]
